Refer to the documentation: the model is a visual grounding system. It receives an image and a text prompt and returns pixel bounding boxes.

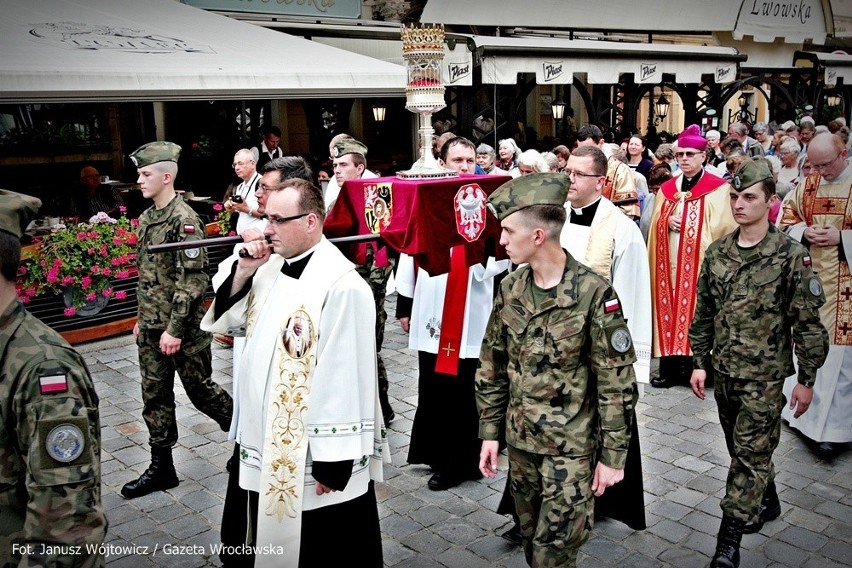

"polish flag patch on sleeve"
[39,374,68,394]
[604,298,621,313]
[183,224,196,234]
[803,255,811,267]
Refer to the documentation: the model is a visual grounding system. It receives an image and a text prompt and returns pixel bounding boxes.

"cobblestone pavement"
[77,294,851,568]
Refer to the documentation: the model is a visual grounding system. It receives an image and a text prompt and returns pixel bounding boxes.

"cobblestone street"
[79,294,851,567]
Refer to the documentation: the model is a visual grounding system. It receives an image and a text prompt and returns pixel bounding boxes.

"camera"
[232,195,243,204]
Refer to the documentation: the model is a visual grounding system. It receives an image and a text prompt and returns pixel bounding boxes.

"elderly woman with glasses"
[752,122,774,155]
[777,139,802,196]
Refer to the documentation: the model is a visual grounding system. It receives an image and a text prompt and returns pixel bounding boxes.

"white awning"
[0,0,406,103]
[797,50,852,85]
[469,36,744,85]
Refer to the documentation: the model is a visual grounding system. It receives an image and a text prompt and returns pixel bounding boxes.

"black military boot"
[121,446,179,499]
[711,515,745,568]
[743,481,781,534]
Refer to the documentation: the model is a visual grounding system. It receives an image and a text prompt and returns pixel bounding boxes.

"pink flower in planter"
[64,307,77,317]
[61,276,75,286]
[115,290,128,300]
[81,276,93,288]
[86,292,97,302]
[102,288,114,298]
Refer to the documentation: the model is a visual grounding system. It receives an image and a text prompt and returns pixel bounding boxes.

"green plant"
[17,210,137,317]
[209,202,235,237]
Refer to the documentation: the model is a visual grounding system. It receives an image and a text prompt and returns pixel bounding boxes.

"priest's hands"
[399,316,410,333]
[804,225,840,247]
[315,481,335,495]
[479,440,499,478]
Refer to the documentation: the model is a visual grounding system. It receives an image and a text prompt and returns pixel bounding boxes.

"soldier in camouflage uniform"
[689,158,829,568]
[0,189,107,566]
[121,142,233,499]
[477,173,639,568]
[331,138,396,423]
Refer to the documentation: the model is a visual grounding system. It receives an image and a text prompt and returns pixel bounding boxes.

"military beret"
[129,141,181,168]
[486,173,570,221]
[331,138,368,159]
[0,189,42,239]
[732,157,774,191]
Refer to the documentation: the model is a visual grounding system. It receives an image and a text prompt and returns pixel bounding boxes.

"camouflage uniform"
[136,195,232,447]
[689,224,828,523]
[477,256,638,568]
[1,299,107,567]
[353,245,396,419]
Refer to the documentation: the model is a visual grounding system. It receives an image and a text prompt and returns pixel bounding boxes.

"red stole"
[653,171,726,356]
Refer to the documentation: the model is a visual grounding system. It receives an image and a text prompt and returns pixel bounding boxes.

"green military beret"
[129,141,181,168]
[331,138,368,159]
[732,157,774,191]
[0,189,42,239]
[486,173,570,220]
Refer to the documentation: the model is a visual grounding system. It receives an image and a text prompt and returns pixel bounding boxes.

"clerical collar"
[280,242,320,279]
[681,169,704,193]
[569,197,602,226]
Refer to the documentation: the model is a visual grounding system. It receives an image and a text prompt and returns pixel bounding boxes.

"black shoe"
[650,376,677,389]
[711,516,744,568]
[500,524,522,546]
[121,447,179,499]
[428,471,464,491]
[815,442,845,460]
[743,482,781,534]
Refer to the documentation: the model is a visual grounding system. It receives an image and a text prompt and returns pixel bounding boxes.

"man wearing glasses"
[575,124,640,219]
[647,125,737,389]
[203,178,386,567]
[779,132,852,460]
[224,149,264,236]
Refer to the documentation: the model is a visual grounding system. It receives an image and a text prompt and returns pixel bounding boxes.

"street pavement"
[79,293,851,567]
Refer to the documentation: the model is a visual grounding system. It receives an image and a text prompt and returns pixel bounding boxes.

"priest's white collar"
[571,196,602,216]
[284,241,321,264]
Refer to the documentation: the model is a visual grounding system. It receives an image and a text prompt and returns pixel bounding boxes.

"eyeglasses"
[232,160,253,167]
[675,151,703,158]
[811,152,842,171]
[259,183,281,192]
[564,170,602,179]
[266,212,309,225]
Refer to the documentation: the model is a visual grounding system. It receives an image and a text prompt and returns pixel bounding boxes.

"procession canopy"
[324,175,511,276]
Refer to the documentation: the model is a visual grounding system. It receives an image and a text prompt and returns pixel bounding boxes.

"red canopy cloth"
[324,174,511,276]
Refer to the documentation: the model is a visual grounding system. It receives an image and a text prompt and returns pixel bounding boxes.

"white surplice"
[395,253,509,356]
[561,197,653,384]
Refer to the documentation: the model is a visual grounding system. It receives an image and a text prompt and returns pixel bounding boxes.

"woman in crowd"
[475,143,499,174]
[551,145,570,172]
[626,135,654,178]
[516,149,549,175]
[496,138,521,177]
[753,122,774,155]
[777,138,802,196]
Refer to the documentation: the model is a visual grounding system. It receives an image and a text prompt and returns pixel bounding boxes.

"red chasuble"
[652,171,727,356]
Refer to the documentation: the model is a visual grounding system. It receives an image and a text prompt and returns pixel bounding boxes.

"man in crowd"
[727,122,765,157]
[397,135,509,490]
[798,119,816,157]
[648,125,737,389]
[202,177,386,567]
[478,173,638,567]
[575,124,640,218]
[690,158,828,567]
[327,138,394,423]
[224,149,264,236]
[121,141,233,499]
[253,125,283,171]
[779,132,852,459]
[0,190,107,566]
[73,165,124,219]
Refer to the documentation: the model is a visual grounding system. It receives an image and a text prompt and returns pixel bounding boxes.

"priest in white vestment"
[202,178,387,567]
[559,146,652,386]
[396,137,511,491]
[779,132,852,459]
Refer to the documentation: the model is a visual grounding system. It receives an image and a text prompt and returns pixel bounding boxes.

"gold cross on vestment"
[441,343,456,356]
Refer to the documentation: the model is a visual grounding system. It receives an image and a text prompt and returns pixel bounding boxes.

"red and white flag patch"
[183,224,196,233]
[39,374,68,394]
[604,298,621,313]
[803,255,811,267]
